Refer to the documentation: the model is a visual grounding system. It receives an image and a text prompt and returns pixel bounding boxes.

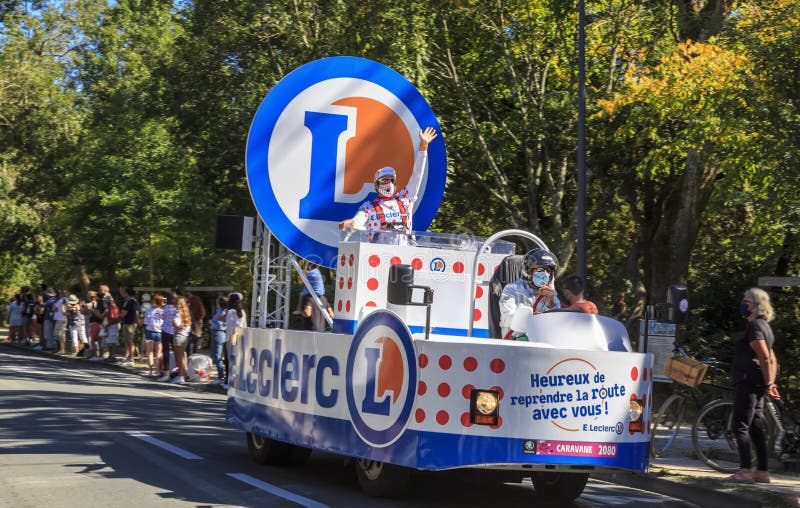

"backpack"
[108,302,121,324]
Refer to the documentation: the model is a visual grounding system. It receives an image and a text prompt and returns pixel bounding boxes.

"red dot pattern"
[473,309,482,321]
[390,256,401,265]
[412,258,423,270]
[439,355,452,370]
[475,286,483,299]
[346,301,351,312]
[463,357,478,372]
[418,354,428,368]
[348,254,354,266]
[365,301,376,307]
[453,262,464,273]
[461,412,472,427]
[369,255,380,267]
[418,381,427,395]
[630,366,639,381]
[367,278,378,291]
[490,358,505,373]
[478,263,485,276]
[462,384,475,399]
[436,411,449,425]
[415,408,425,423]
[347,277,353,289]
[437,383,451,397]
[338,277,344,289]
[490,416,503,429]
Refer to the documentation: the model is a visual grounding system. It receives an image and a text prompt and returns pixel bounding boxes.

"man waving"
[339,127,438,238]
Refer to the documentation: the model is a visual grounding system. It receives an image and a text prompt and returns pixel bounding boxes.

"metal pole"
[577,0,587,280]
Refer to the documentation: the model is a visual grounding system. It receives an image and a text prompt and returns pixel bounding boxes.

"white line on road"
[126,432,203,460]
[227,473,330,508]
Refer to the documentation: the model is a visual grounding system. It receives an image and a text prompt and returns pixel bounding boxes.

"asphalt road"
[0,345,695,507]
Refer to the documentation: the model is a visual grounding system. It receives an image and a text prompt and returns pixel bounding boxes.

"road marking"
[126,432,203,460]
[152,390,204,403]
[227,473,330,508]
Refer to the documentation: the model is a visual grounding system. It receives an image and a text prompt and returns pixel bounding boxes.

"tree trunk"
[76,262,91,296]
[649,148,719,301]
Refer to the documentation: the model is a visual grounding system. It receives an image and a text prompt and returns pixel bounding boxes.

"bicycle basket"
[665,355,708,387]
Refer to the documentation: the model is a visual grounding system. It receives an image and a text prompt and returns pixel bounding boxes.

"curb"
[593,470,763,508]
[1,342,228,395]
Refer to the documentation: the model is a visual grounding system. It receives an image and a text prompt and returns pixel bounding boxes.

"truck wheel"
[288,444,312,466]
[354,459,410,497]
[531,472,589,502]
[246,432,291,465]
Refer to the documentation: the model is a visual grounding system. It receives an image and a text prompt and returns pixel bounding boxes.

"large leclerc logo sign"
[246,56,446,268]
[346,310,417,447]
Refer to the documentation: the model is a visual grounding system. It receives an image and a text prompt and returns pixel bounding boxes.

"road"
[0,345,695,507]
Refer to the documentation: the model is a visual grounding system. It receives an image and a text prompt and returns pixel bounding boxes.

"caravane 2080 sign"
[245,56,447,268]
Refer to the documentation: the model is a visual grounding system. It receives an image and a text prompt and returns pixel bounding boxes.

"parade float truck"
[225,228,654,502]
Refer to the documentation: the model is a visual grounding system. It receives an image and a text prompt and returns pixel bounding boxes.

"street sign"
[638,320,676,383]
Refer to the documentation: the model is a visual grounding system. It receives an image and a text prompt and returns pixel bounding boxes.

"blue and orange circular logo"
[345,310,417,447]
[246,57,446,267]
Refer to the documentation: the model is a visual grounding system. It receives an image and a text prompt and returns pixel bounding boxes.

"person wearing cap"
[338,127,438,240]
[65,294,88,356]
[299,268,333,332]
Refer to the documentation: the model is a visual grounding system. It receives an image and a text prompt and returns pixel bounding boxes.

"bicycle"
[650,349,728,457]
[691,392,787,473]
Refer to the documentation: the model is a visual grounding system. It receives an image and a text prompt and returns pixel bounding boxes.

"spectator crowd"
[3,284,245,387]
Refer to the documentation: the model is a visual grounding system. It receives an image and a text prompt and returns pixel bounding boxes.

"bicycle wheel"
[692,399,751,473]
[651,394,686,457]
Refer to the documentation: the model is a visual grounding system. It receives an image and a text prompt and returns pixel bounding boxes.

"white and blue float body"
[226,229,654,475]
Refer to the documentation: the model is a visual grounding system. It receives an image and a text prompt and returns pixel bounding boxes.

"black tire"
[288,444,312,466]
[246,432,292,465]
[531,472,589,502]
[650,394,686,457]
[692,399,747,473]
[354,458,411,497]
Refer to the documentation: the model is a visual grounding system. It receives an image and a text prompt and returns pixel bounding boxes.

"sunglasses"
[377,177,395,184]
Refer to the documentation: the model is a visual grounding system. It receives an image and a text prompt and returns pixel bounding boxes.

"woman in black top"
[730,288,780,483]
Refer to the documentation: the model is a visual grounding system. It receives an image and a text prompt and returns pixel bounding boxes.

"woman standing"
[221,292,247,389]
[209,295,228,385]
[730,287,780,483]
[171,297,192,384]
[158,294,178,382]
[143,294,164,377]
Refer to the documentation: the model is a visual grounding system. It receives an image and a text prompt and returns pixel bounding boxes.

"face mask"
[739,303,751,318]
[532,271,550,288]
[377,182,395,198]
